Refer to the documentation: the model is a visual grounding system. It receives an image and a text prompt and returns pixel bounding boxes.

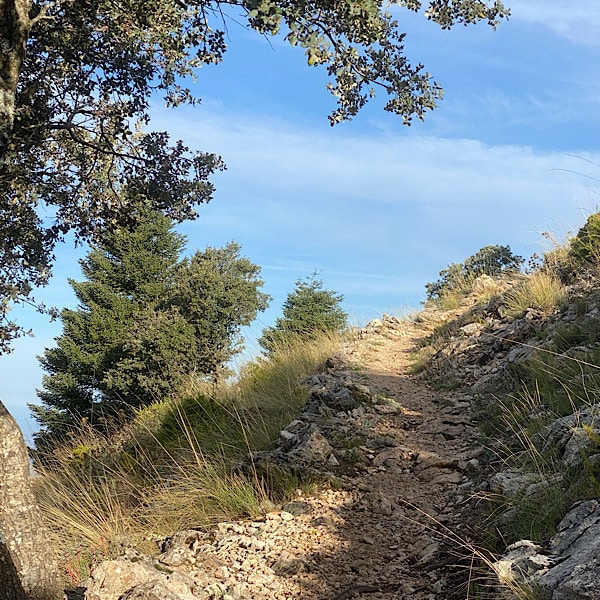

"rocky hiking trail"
[84,316,490,600]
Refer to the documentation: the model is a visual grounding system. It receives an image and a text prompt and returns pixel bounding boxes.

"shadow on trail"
[277,362,492,600]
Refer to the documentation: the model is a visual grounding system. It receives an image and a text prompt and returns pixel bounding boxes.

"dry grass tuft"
[33,331,341,585]
[503,271,568,318]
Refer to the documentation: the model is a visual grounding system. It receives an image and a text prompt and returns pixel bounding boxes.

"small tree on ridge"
[259,274,347,355]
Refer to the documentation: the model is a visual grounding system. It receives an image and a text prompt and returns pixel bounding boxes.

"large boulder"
[0,401,62,600]
[84,549,208,600]
[494,500,600,600]
[538,500,600,599]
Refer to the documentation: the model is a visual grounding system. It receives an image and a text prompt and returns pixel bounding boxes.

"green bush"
[569,212,600,265]
[425,245,523,301]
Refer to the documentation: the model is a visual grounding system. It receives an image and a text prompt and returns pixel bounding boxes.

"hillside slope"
[70,265,600,599]
[79,314,496,600]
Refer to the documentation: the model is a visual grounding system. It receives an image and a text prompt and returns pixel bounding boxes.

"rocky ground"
[82,315,494,600]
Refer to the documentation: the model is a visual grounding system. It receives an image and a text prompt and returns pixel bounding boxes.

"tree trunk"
[0,0,31,145]
[0,541,28,600]
[0,401,62,600]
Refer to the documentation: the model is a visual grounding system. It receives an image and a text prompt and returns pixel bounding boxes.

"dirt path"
[197,318,486,600]
[257,318,485,599]
[84,317,488,600]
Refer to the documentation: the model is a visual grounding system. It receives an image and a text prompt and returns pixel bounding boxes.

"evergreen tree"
[259,274,347,355]
[31,212,269,445]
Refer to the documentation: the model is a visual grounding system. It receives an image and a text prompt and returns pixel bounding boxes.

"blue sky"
[3,1,600,439]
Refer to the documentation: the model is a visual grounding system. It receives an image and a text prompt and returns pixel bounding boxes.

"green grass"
[33,331,341,585]
[482,355,600,547]
[551,313,600,352]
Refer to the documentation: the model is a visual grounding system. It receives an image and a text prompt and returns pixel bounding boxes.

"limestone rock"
[495,501,600,600]
[361,319,384,335]
[120,581,197,600]
[460,322,483,336]
[538,500,600,599]
[0,401,62,600]
[493,540,551,587]
[283,423,334,464]
[84,551,205,600]
[471,274,500,296]
[543,406,600,469]
[489,470,558,498]
[158,530,214,568]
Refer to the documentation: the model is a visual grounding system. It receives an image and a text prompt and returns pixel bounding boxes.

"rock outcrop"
[234,360,402,480]
[0,401,62,600]
[543,405,600,470]
[413,279,600,599]
[495,500,600,600]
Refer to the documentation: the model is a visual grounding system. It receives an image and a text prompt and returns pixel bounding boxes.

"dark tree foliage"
[259,274,347,355]
[425,244,523,300]
[166,243,271,375]
[30,209,269,446]
[0,0,508,349]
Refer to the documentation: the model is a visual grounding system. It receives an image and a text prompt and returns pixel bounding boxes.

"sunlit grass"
[503,271,568,318]
[33,330,341,586]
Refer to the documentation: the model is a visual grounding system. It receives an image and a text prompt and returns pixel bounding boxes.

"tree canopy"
[31,208,269,445]
[425,244,523,300]
[0,0,508,350]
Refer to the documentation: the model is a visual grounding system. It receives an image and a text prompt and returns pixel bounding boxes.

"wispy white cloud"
[154,103,599,307]
[508,1,600,47]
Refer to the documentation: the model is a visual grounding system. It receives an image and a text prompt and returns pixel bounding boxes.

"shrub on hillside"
[32,331,339,579]
[569,212,600,265]
[425,245,523,301]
